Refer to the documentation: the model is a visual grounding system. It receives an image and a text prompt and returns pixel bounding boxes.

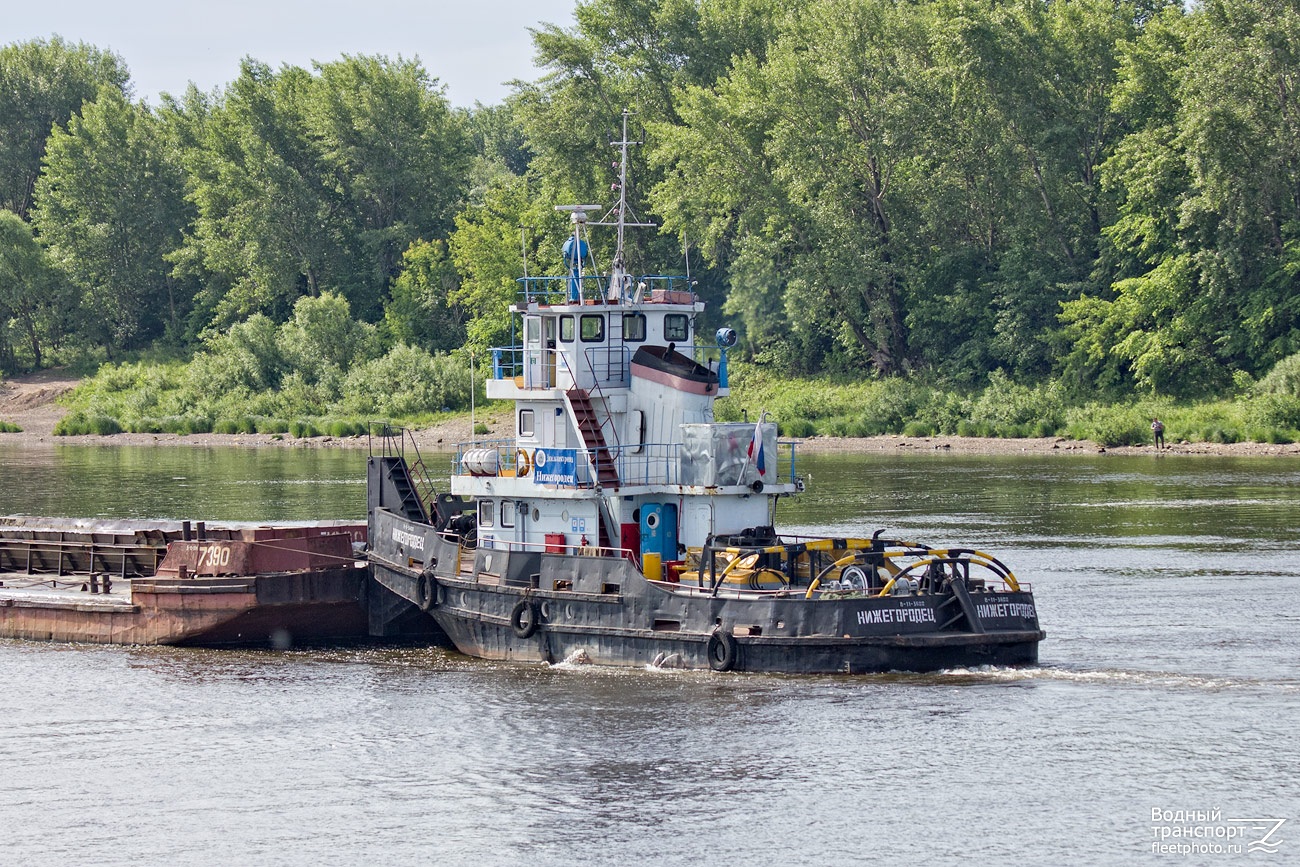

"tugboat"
[365,114,1044,673]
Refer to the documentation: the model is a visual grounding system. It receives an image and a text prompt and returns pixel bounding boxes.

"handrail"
[369,422,439,519]
[454,439,802,488]
[514,274,697,307]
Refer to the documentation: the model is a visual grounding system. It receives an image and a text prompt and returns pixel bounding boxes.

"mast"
[589,109,656,304]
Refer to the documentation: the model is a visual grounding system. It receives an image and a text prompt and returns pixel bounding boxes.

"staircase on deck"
[368,425,437,526]
[566,388,620,491]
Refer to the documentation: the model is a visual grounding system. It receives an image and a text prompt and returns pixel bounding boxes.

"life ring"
[416,573,437,612]
[515,448,532,477]
[510,599,539,638]
[706,630,738,672]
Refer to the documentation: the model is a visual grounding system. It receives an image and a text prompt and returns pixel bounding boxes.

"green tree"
[177,56,470,333]
[449,176,564,350]
[1062,0,1300,395]
[517,0,791,292]
[0,36,130,221]
[0,209,76,370]
[384,240,466,352]
[32,87,191,356]
[278,292,378,381]
[177,61,346,330]
[311,55,471,319]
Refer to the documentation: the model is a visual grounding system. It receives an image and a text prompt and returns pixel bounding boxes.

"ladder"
[565,388,620,490]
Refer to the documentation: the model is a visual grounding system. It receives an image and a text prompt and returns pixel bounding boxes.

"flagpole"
[739,409,767,484]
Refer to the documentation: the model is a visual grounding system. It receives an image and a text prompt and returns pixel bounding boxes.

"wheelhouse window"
[664,314,689,342]
[622,313,646,342]
[580,314,605,342]
[560,315,575,343]
[501,502,516,528]
[518,409,535,437]
[478,499,495,528]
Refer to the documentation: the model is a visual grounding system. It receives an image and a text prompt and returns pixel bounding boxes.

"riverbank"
[4,371,1299,456]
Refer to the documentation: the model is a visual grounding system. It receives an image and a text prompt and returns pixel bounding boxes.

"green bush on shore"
[719,363,1300,447]
[53,412,124,436]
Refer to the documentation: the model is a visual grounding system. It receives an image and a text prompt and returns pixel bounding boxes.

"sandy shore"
[3,371,1298,457]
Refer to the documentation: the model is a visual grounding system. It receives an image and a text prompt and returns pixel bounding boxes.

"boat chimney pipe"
[182,520,192,541]
[197,521,206,542]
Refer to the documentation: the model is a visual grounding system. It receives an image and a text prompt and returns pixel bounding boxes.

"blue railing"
[454,440,802,489]
[516,274,698,307]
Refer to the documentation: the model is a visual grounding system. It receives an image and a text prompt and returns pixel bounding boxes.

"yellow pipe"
[875,553,1019,595]
[804,553,861,599]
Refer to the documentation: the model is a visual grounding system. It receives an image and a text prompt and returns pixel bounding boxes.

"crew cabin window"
[580,314,605,342]
[518,409,535,437]
[478,499,495,528]
[560,315,575,342]
[665,314,689,342]
[623,313,646,342]
[501,502,516,528]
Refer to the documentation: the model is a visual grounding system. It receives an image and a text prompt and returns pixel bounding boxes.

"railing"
[368,422,439,515]
[688,533,1029,599]
[516,274,697,307]
[490,343,725,386]
[454,439,803,489]
[489,346,631,390]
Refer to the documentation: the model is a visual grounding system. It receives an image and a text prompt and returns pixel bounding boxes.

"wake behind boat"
[365,113,1044,673]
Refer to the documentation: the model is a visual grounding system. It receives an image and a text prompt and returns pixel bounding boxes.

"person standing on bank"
[1151,417,1165,450]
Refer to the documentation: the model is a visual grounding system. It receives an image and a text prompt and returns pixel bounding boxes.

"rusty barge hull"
[0,568,369,646]
[0,518,378,647]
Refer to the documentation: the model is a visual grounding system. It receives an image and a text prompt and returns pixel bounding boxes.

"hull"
[0,521,376,647]
[367,514,1044,675]
[0,567,370,646]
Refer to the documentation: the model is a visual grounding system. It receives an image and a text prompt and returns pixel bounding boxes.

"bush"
[1245,393,1300,430]
[969,370,1066,431]
[53,412,123,436]
[956,419,990,438]
[857,378,932,435]
[325,419,366,438]
[779,417,817,437]
[255,417,290,434]
[1204,426,1241,444]
[901,420,935,437]
[1257,351,1300,397]
[1065,404,1151,446]
[213,417,258,435]
[338,344,471,417]
[289,420,322,438]
[0,421,22,433]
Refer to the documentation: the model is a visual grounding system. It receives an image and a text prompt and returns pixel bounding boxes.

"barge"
[0,518,393,647]
[365,113,1045,674]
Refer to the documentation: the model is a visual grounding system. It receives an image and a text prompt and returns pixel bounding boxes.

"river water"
[1,442,1297,865]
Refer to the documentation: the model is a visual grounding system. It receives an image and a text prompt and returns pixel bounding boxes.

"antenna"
[589,109,656,303]
[518,225,533,280]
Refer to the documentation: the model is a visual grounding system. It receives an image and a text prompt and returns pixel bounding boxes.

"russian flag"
[748,417,766,475]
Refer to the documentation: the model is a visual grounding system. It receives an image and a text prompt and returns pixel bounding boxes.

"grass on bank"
[45,350,1300,448]
[716,362,1300,447]
[50,333,479,438]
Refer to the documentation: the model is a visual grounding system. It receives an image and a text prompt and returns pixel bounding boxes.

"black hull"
[368,557,1043,675]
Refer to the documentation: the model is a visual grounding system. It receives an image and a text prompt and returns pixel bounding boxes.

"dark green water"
[2,442,1298,865]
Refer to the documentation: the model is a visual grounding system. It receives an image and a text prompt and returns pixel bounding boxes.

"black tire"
[416,573,436,612]
[707,630,738,672]
[510,600,539,639]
